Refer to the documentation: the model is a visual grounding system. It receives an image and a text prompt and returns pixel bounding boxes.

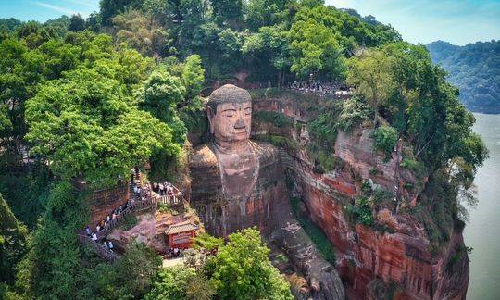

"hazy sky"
[0,0,498,45]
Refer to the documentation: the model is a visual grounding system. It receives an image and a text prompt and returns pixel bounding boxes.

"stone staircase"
[279,149,295,170]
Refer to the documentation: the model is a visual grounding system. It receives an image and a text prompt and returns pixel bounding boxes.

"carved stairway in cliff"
[78,174,184,263]
[279,149,295,170]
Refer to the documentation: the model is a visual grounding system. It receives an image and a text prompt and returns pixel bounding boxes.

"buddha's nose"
[234,118,245,129]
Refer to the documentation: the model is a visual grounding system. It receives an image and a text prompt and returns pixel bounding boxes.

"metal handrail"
[77,233,118,262]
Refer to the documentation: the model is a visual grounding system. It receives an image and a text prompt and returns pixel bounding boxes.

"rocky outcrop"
[251,91,468,300]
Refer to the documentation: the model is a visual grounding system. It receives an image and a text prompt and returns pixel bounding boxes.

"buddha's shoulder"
[250,141,280,159]
[190,144,218,169]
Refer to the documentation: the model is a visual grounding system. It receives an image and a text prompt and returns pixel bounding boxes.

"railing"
[77,233,118,262]
[95,194,157,240]
[154,186,183,206]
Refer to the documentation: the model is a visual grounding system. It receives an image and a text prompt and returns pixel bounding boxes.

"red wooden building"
[165,221,198,249]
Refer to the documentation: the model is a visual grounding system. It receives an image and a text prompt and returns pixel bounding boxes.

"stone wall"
[89,183,130,229]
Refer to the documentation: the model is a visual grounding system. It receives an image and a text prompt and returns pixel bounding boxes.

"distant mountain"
[427,40,500,114]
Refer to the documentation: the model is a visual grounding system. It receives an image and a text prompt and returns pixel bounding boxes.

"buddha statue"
[189,84,288,237]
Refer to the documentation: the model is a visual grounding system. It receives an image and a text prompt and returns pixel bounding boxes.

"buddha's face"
[207,101,252,144]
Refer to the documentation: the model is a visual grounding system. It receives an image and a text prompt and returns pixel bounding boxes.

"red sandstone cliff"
[251,91,469,300]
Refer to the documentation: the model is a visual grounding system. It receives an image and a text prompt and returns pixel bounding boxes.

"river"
[464,113,500,300]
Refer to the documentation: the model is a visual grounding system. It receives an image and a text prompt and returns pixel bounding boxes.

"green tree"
[212,0,244,29]
[138,67,187,143]
[113,9,171,57]
[68,14,85,32]
[181,54,205,100]
[245,0,291,31]
[145,266,215,300]
[0,194,29,285]
[211,228,293,300]
[25,67,179,188]
[100,0,144,26]
[346,47,396,125]
[243,25,292,86]
[289,9,345,80]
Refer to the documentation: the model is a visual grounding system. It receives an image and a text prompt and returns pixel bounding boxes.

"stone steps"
[279,149,295,170]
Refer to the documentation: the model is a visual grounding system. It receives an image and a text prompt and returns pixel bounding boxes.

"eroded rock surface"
[251,91,468,300]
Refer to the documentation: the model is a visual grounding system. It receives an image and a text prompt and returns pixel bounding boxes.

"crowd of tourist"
[152,181,177,196]
[288,80,353,97]
[80,168,182,258]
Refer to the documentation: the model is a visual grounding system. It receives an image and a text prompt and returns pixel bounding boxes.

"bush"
[337,96,372,132]
[345,197,374,227]
[118,214,138,231]
[372,125,398,158]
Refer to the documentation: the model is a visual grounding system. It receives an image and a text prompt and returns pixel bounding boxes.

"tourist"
[96,225,101,232]
[159,182,164,195]
[85,226,91,236]
[108,241,114,251]
[92,232,97,242]
[133,185,138,194]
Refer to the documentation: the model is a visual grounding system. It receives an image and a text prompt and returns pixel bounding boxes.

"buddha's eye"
[222,109,236,117]
[244,107,252,116]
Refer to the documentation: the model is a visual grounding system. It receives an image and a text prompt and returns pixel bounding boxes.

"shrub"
[145,266,215,300]
[345,197,374,226]
[118,214,138,231]
[372,125,398,158]
[337,96,372,132]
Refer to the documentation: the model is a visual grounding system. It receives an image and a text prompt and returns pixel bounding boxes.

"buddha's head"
[206,84,252,145]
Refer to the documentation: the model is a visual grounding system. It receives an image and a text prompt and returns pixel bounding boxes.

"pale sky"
[327,0,500,45]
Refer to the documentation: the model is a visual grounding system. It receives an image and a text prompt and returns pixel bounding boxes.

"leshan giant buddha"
[189,84,289,237]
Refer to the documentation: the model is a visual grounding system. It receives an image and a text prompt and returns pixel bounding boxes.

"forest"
[0,0,487,299]
[427,40,500,113]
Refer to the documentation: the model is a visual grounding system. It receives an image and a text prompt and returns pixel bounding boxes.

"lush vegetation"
[145,228,292,300]
[0,0,489,297]
[427,40,500,113]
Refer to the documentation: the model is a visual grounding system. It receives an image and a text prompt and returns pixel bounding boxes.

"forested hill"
[0,1,487,299]
[427,40,500,114]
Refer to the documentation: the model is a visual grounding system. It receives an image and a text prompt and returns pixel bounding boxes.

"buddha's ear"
[206,105,215,134]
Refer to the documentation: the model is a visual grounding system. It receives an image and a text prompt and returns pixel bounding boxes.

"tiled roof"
[165,221,198,234]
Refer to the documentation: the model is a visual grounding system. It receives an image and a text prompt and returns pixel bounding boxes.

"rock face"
[251,91,468,300]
